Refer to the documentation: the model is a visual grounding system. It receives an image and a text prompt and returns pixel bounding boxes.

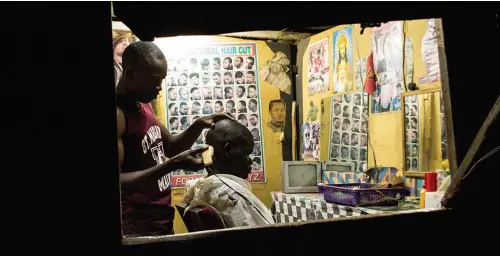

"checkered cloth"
[271,192,369,223]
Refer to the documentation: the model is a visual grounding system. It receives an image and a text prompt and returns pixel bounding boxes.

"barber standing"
[116,41,232,236]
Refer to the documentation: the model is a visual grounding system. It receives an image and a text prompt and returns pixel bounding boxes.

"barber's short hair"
[122,41,165,69]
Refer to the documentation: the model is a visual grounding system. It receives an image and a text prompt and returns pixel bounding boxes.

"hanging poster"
[405,38,414,87]
[301,121,320,160]
[405,95,420,171]
[355,56,367,91]
[259,52,292,94]
[418,19,440,84]
[112,22,139,86]
[371,21,404,113]
[329,92,369,172]
[333,26,354,94]
[306,38,330,95]
[163,43,266,187]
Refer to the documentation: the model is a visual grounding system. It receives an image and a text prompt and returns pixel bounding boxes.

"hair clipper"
[202,145,214,166]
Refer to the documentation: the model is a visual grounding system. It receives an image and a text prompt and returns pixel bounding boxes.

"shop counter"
[270,191,421,224]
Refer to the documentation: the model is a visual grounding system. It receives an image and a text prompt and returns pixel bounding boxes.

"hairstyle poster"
[329,92,369,172]
[405,95,420,171]
[301,121,321,161]
[332,26,354,94]
[370,21,404,113]
[162,43,266,187]
[306,38,330,95]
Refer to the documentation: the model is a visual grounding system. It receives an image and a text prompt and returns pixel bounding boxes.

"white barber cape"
[184,174,275,228]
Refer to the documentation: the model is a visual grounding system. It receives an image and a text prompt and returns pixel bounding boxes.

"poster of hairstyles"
[370,21,404,114]
[333,26,354,94]
[301,121,321,161]
[162,43,266,187]
[329,92,369,172]
[112,23,139,86]
[307,38,330,95]
[405,95,420,171]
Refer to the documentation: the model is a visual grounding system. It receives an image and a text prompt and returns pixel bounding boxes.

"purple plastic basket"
[318,183,409,207]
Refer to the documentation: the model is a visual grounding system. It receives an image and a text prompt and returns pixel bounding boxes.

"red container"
[425,172,438,192]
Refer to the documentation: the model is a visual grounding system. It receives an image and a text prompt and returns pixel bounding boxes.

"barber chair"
[175,202,226,232]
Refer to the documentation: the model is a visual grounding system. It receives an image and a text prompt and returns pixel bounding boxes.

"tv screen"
[288,164,318,187]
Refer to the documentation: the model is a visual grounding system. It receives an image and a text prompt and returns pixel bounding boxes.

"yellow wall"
[152,36,284,234]
[302,20,443,173]
[148,19,444,234]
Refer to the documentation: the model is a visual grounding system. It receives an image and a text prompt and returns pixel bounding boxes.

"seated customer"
[183,119,275,228]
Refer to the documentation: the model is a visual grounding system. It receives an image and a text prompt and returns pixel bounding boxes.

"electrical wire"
[445,145,500,202]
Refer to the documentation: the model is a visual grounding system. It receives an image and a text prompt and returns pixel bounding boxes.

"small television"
[322,161,355,172]
[281,161,321,193]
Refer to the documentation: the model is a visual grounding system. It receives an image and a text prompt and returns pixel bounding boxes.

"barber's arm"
[159,113,233,157]
[117,108,207,191]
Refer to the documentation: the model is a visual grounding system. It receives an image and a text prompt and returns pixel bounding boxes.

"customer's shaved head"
[206,119,253,149]
[206,119,254,179]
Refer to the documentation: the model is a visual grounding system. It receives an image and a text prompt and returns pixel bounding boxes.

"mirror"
[403,90,447,175]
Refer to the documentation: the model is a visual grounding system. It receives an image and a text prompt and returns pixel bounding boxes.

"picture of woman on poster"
[112,32,137,86]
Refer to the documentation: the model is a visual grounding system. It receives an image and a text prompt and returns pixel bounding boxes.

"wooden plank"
[445,95,500,199]
[435,19,458,175]
[220,30,311,44]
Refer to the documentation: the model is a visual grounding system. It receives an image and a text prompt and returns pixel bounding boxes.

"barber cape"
[184,174,275,228]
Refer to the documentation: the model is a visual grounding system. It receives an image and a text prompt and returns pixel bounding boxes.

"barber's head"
[120,41,167,103]
[206,119,254,179]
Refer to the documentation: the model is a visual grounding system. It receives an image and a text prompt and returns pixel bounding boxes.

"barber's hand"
[197,112,234,129]
[170,146,209,172]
